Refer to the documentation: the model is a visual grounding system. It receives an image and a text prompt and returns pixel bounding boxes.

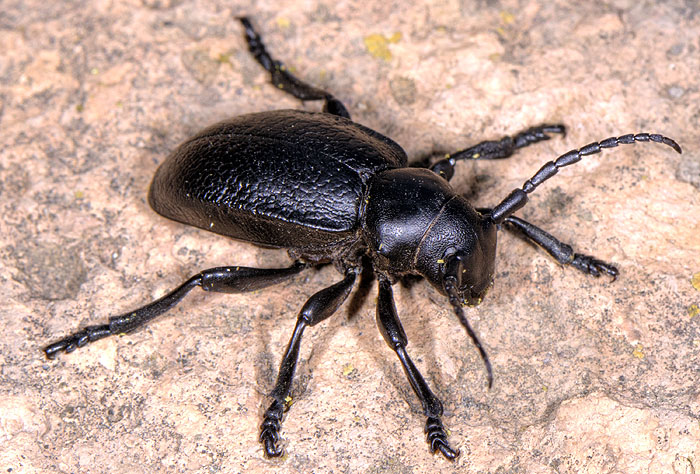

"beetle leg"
[239,17,351,119]
[44,262,308,359]
[476,208,620,280]
[375,276,459,461]
[430,124,566,181]
[502,215,619,280]
[260,269,357,457]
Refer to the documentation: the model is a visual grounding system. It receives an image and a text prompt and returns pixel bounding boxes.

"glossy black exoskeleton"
[45,17,682,460]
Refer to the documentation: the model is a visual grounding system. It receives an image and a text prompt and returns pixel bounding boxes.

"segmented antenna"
[490,133,682,224]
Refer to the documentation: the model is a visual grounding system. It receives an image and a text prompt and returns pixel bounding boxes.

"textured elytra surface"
[1,1,699,474]
[149,109,406,248]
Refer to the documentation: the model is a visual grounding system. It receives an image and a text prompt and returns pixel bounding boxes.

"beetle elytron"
[45,17,681,459]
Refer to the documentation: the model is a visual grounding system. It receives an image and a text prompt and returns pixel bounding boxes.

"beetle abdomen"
[148,110,407,249]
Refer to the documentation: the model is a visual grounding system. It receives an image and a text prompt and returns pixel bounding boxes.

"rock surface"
[1,1,698,473]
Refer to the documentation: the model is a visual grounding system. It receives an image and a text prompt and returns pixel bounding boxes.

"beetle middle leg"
[239,17,350,119]
[376,276,459,460]
[430,124,566,180]
[44,262,308,359]
[260,268,357,457]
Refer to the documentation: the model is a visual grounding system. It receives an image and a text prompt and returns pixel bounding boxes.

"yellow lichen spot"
[75,103,84,112]
[436,259,445,264]
[632,344,645,359]
[500,11,515,24]
[276,17,290,29]
[488,53,501,62]
[90,67,99,75]
[216,52,232,65]
[364,33,402,61]
[284,395,293,405]
[689,304,700,318]
[388,32,402,43]
[691,271,700,291]
[472,153,480,159]
[342,363,355,377]
[495,26,506,37]
[74,190,84,199]
[542,385,548,392]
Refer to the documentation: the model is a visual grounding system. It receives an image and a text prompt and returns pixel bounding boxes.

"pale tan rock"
[1,1,698,473]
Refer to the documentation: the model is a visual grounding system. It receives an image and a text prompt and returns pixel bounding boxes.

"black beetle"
[45,17,682,460]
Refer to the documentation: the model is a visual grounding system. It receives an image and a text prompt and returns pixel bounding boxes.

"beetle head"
[415,195,497,305]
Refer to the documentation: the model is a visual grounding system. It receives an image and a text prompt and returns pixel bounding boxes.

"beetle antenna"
[489,133,682,224]
[444,254,493,389]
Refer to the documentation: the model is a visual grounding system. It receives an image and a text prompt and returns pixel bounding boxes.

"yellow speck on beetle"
[632,344,645,359]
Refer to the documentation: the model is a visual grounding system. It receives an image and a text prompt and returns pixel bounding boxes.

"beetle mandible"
[44,17,682,460]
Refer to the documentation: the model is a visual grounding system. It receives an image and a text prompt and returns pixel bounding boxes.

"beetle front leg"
[239,17,350,119]
[502,215,619,279]
[44,262,308,359]
[430,124,566,181]
[476,209,619,279]
[375,277,459,460]
[261,268,357,457]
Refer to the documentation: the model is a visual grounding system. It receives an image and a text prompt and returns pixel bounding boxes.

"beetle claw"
[260,400,285,458]
[425,416,459,460]
[571,254,619,280]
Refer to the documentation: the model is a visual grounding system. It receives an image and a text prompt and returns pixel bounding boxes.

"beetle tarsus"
[426,416,459,460]
[44,324,113,359]
[260,400,285,458]
[571,254,619,281]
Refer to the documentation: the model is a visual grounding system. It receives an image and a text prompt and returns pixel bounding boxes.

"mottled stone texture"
[1,1,698,473]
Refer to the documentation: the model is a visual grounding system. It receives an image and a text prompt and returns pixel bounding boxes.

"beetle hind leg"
[260,269,357,457]
[376,277,459,460]
[44,262,308,359]
[239,17,350,119]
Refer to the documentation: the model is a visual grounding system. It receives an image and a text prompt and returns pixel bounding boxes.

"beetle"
[44,17,682,460]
